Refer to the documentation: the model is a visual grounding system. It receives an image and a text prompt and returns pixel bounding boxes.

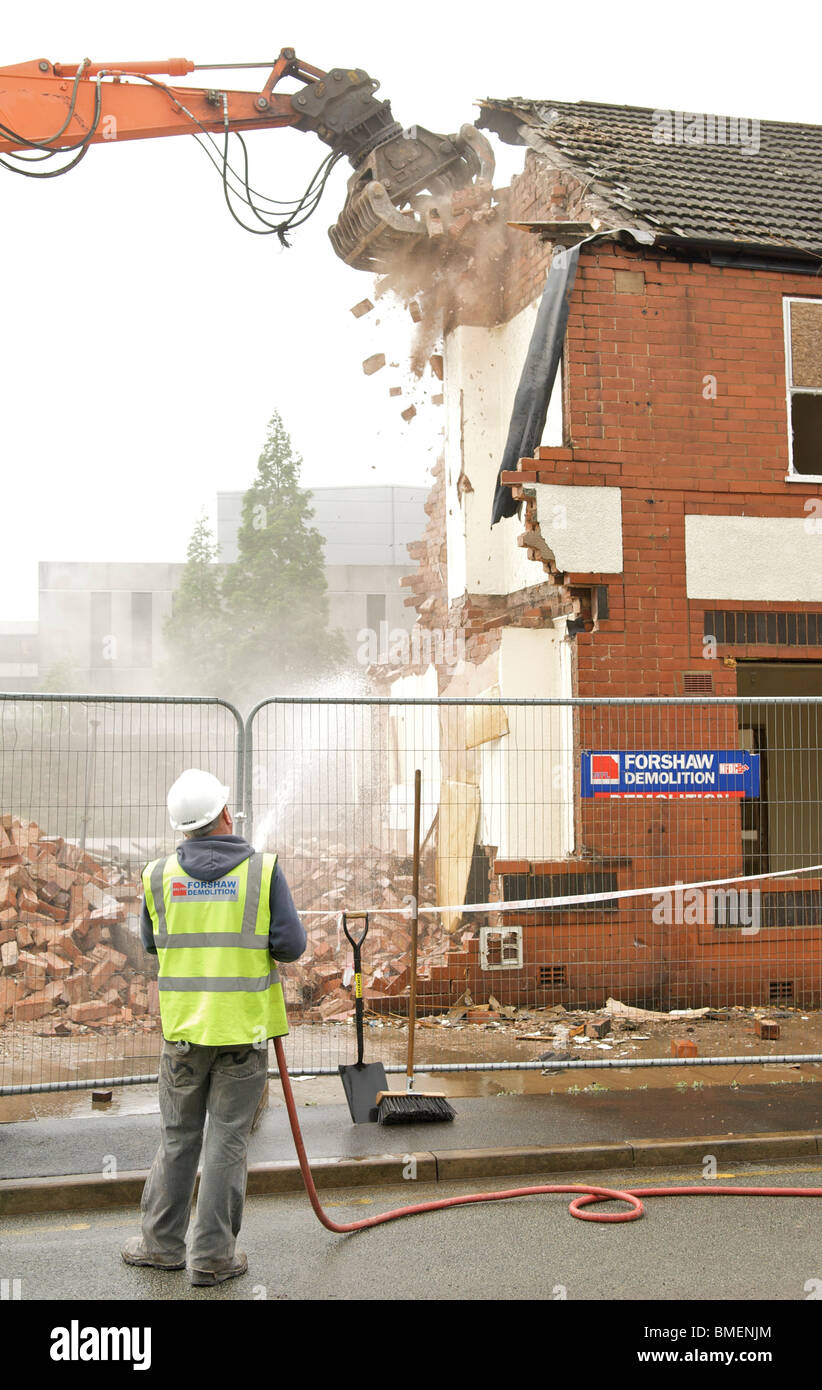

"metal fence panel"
[246,696,822,1077]
[3,693,821,1093]
[0,695,243,1094]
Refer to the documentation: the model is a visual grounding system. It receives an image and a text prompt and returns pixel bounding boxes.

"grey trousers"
[140,1038,268,1268]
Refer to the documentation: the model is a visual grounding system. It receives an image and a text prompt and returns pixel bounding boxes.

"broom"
[376,769,456,1125]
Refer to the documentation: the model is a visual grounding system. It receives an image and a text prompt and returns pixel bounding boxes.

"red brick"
[89,958,117,992]
[18,951,48,992]
[63,973,91,1006]
[0,976,24,1016]
[52,930,86,967]
[68,999,115,1024]
[43,951,72,980]
[14,981,64,1021]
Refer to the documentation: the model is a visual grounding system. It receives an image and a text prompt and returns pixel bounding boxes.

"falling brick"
[389,386,402,397]
[409,300,422,323]
[401,405,417,422]
[362,353,386,376]
[350,298,374,318]
[429,355,444,381]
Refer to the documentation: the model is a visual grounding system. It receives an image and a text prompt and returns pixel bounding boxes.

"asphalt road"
[3,1157,822,1304]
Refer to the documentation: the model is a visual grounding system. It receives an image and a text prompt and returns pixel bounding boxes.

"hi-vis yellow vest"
[141,851,288,1046]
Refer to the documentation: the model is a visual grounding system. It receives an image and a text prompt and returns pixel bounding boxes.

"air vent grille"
[683,671,713,694]
[538,965,567,988]
[769,979,794,1003]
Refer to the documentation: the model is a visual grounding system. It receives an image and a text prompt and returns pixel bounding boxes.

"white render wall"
[531,484,623,574]
[388,626,574,863]
[444,301,563,601]
[685,515,822,600]
[479,625,574,860]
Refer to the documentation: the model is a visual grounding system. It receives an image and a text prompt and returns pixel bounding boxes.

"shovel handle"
[342,912,368,1066]
[341,911,369,952]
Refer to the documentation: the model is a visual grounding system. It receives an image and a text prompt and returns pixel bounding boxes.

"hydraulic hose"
[273,1037,822,1231]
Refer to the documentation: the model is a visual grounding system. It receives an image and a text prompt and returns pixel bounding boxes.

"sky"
[1,0,820,620]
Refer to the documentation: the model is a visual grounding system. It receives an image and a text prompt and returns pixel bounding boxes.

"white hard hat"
[167,769,230,833]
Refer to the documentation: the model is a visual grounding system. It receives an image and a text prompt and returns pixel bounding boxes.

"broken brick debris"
[362,352,386,376]
[262,837,444,1024]
[350,298,374,318]
[585,1016,611,1039]
[0,816,156,1033]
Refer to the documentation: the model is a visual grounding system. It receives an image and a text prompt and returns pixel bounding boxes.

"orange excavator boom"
[0,49,495,270]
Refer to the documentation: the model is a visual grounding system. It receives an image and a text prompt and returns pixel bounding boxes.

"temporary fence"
[0,695,243,1095]
[247,695,822,1079]
[2,693,822,1095]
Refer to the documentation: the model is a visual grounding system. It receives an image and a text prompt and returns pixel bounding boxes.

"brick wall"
[394,151,822,1004]
[508,237,822,698]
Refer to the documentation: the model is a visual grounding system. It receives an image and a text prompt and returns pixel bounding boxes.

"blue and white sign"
[171,877,240,901]
[581,750,760,799]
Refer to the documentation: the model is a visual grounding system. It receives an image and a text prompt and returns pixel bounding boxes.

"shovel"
[337,911,388,1124]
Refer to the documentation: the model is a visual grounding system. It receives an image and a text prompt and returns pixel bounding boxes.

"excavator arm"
[0,49,494,270]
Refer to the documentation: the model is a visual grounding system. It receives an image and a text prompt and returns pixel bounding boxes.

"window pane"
[790,300,822,389]
[791,393,822,474]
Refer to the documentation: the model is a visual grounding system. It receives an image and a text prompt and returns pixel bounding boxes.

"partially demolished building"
[384,99,822,1009]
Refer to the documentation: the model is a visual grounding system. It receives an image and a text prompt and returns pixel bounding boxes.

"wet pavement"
[1,1079,820,1181]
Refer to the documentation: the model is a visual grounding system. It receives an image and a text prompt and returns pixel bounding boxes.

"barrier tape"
[298,861,822,919]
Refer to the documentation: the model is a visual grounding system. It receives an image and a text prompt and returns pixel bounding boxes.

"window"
[785,297,822,477]
[366,593,386,633]
[131,592,153,668]
[90,591,112,669]
[480,926,523,970]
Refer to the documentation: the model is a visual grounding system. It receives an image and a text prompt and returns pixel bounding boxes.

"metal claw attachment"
[330,123,495,271]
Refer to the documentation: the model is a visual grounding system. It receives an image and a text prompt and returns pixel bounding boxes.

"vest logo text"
[171,878,240,901]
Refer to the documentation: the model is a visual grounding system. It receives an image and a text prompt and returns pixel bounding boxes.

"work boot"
[121,1236,186,1270]
[189,1250,249,1287]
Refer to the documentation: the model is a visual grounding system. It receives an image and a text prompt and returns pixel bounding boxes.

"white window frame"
[784,295,822,482]
[479,925,523,971]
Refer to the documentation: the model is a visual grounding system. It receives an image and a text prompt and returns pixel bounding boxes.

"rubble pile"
[0,816,155,1034]
[0,819,453,1034]
[272,839,446,1023]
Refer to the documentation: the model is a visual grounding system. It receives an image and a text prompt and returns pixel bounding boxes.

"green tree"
[37,659,84,694]
[162,513,226,695]
[219,412,347,701]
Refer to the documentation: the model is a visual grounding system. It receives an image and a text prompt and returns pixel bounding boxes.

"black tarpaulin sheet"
[490,229,654,525]
[491,242,582,524]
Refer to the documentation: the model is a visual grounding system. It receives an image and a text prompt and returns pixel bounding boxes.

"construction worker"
[121,768,306,1286]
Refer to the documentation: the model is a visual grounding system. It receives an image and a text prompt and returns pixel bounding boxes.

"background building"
[0,620,39,691]
[4,486,429,693]
[37,561,185,695]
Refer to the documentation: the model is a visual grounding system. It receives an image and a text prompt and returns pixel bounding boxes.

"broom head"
[375,1090,456,1125]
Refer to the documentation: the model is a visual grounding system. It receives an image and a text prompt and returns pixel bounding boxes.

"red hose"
[274,1038,822,1231]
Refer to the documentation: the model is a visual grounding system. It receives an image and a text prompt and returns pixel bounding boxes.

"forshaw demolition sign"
[581,750,760,798]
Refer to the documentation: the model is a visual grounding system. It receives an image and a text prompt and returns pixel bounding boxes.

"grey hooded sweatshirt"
[140,835,307,963]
